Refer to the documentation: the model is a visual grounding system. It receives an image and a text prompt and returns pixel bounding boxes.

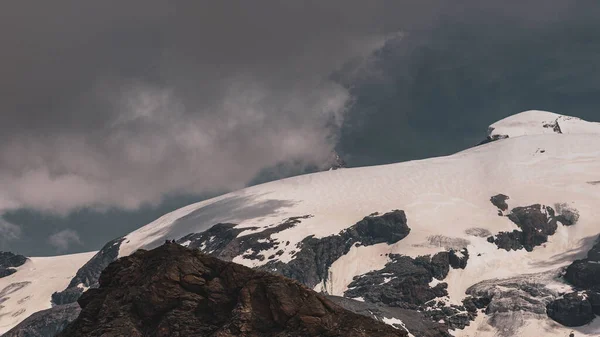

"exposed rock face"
[345,253,449,308]
[477,133,509,146]
[542,119,563,134]
[180,210,410,290]
[260,211,410,289]
[0,252,27,279]
[3,303,80,337]
[177,216,307,262]
[490,194,510,212]
[488,204,578,252]
[56,242,406,337]
[546,292,595,327]
[16,211,411,337]
[326,296,451,337]
[344,249,473,332]
[448,249,469,269]
[466,270,563,337]
[52,237,125,305]
[564,236,600,290]
[545,235,600,327]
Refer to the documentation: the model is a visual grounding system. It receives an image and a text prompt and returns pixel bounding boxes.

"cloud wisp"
[47,229,83,253]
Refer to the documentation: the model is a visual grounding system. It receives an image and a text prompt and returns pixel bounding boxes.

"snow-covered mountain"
[0,252,95,334]
[3,110,600,336]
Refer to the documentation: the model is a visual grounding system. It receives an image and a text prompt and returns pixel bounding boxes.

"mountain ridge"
[3,110,600,336]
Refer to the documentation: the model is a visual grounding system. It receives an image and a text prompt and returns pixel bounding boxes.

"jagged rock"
[564,236,600,291]
[490,204,577,252]
[544,237,600,327]
[177,216,305,262]
[0,252,27,279]
[430,252,450,280]
[51,288,83,306]
[588,291,600,316]
[477,134,509,146]
[448,249,469,269]
[56,242,406,337]
[52,237,125,305]
[0,268,17,278]
[462,296,491,313]
[178,223,247,257]
[326,296,451,337]
[546,292,595,327]
[564,260,600,291]
[542,119,563,134]
[258,210,410,288]
[346,210,410,246]
[553,203,579,226]
[344,254,448,308]
[465,270,566,336]
[490,194,510,212]
[343,247,476,332]
[3,303,80,337]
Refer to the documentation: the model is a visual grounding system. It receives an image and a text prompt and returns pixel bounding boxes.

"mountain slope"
[57,242,406,337]
[5,110,600,336]
[114,111,600,336]
[0,252,95,334]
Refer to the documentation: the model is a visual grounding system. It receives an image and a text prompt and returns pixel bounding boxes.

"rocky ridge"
[546,235,600,327]
[0,252,27,279]
[56,242,406,337]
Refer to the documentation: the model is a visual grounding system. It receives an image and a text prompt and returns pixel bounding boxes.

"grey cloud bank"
[1,1,416,213]
[2,1,600,255]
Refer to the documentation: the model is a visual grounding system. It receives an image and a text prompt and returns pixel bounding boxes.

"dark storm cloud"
[0,1,597,215]
[338,1,600,166]
[0,1,419,212]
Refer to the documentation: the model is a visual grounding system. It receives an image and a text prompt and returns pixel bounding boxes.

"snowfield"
[0,252,95,334]
[3,110,600,336]
[118,110,600,336]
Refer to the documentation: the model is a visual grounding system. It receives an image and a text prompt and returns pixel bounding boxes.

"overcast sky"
[2,2,600,255]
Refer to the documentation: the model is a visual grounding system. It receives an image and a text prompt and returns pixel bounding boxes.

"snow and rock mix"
[4,110,600,337]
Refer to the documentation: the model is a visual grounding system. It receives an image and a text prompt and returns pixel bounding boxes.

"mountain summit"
[487,110,600,139]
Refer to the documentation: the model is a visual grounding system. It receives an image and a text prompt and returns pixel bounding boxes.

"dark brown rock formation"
[57,242,406,337]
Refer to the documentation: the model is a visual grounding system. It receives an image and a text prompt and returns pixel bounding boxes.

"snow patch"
[382,317,415,337]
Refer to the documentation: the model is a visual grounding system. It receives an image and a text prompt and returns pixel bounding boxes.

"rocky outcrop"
[0,252,27,278]
[260,210,410,289]
[180,210,411,289]
[3,303,80,337]
[449,249,469,269]
[546,235,600,327]
[546,292,595,327]
[490,194,510,212]
[56,242,406,337]
[477,133,509,146]
[344,248,472,332]
[488,204,578,252]
[176,216,307,262]
[466,270,563,337]
[564,236,600,291]
[326,296,451,337]
[542,119,563,134]
[345,253,449,308]
[52,237,125,305]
